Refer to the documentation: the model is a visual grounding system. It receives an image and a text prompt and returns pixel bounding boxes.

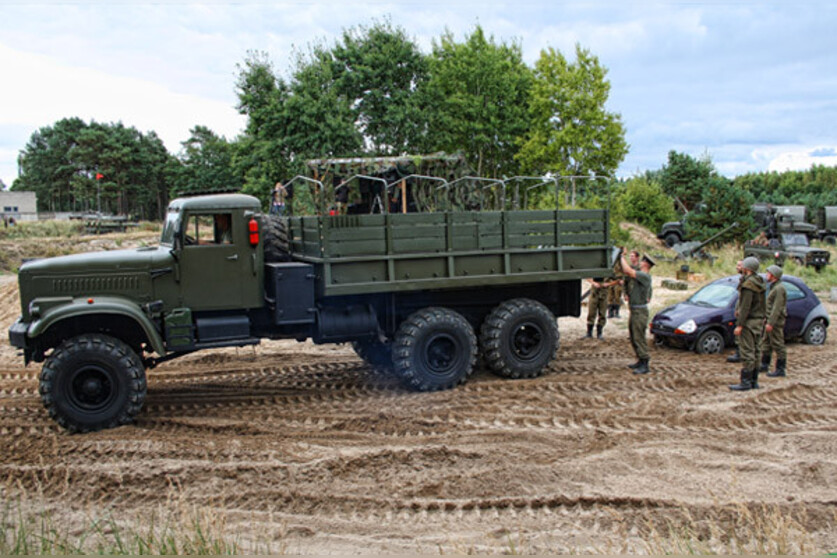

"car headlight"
[675,319,697,334]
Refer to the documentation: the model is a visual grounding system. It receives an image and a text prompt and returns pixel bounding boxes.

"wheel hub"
[511,323,543,361]
[70,367,114,410]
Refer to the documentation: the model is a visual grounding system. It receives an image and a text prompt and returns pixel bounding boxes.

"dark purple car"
[651,274,829,354]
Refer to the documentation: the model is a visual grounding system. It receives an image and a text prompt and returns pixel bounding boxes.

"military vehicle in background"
[744,232,830,272]
[815,206,837,245]
[9,174,614,433]
[751,203,818,239]
[671,222,739,264]
[656,198,700,247]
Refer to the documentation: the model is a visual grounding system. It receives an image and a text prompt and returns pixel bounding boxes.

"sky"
[1,0,836,189]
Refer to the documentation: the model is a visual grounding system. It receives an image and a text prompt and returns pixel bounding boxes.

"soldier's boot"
[726,348,741,363]
[627,359,642,369]
[632,359,650,375]
[584,325,593,339]
[767,359,787,378]
[729,368,755,391]
[751,365,760,389]
[758,353,771,373]
[596,324,604,340]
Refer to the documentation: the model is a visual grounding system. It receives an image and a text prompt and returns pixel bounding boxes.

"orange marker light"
[87,298,94,304]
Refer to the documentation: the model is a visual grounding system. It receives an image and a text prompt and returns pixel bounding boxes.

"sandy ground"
[0,272,835,553]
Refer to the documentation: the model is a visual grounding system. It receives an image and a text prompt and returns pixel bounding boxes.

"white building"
[0,191,37,222]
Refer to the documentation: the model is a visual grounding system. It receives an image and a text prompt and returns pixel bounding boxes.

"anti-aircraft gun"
[671,222,739,264]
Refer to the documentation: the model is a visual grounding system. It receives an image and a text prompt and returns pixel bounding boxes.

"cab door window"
[184,213,233,245]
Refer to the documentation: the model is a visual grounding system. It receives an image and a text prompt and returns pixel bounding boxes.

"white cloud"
[0,42,245,186]
[767,147,837,173]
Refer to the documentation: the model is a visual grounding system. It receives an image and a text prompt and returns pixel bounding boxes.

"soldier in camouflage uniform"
[727,260,745,363]
[760,265,788,377]
[585,278,616,339]
[619,250,655,375]
[729,257,766,391]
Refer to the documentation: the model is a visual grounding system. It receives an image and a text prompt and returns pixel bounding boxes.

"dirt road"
[0,276,834,553]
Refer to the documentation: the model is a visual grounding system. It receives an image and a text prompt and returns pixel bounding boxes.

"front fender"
[28,296,166,356]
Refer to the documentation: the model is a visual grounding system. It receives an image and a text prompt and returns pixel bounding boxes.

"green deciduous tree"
[332,20,428,154]
[419,26,532,177]
[614,177,677,232]
[517,45,627,184]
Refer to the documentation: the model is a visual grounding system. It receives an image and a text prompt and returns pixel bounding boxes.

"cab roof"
[168,193,261,212]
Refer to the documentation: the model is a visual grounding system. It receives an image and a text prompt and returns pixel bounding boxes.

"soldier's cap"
[766,264,783,279]
[641,254,656,267]
[742,256,760,272]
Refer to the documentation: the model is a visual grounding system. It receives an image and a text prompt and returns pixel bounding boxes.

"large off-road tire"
[392,307,477,391]
[823,235,836,246]
[802,319,827,346]
[263,215,291,263]
[39,334,147,433]
[695,329,725,355]
[663,232,681,248]
[352,338,393,369]
[480,298,558,379]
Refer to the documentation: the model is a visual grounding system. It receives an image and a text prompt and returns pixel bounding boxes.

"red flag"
[95,173,104,180]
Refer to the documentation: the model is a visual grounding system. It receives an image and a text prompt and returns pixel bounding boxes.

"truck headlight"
[28,301,40,318]
[675,319,697,334]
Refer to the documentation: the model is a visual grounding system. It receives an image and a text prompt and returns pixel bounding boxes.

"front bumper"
[8,318,28,349]
[650,323,697,348]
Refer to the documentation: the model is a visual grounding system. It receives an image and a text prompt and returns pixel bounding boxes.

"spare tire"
[263,215,291,263]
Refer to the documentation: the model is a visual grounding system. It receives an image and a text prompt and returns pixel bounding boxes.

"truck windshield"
[782,233,808,246]
[161,210,180,246]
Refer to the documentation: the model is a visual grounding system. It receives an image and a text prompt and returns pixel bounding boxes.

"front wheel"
[480,298,558,379]
[695,329,725,354]
[392,307,477,391]
[39,334,147,433]
[803,320,827,346]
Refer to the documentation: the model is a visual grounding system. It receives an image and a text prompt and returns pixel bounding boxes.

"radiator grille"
[52,275,141,294]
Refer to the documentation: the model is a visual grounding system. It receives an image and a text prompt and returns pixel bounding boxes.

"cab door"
[179,211,251,310]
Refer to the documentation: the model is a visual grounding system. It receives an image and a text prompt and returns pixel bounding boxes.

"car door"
[782,280,808,337]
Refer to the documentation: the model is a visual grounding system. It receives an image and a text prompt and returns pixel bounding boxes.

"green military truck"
[9,178,613,432]
[743,232,830,271]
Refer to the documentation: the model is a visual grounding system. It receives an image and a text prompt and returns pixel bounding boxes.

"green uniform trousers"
[587,289,608,327]
[629,306,649,360]
[739,318,764,371]
[760,324,786,361]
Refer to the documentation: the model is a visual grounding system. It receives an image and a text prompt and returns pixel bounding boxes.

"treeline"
[12,21,627,217]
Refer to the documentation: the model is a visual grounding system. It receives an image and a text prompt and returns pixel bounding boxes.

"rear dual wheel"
[480,298,558,379]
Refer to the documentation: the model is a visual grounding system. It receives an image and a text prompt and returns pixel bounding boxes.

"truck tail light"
[248,218,260,246]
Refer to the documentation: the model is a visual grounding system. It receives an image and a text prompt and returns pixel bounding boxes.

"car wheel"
[824,235,836,245]
[803,320,827,346]
[695,330,725,355]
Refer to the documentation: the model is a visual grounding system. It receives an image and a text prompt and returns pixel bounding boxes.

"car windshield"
[782,233,809,246]
[160,209,180,246]
[688,283,737,308]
